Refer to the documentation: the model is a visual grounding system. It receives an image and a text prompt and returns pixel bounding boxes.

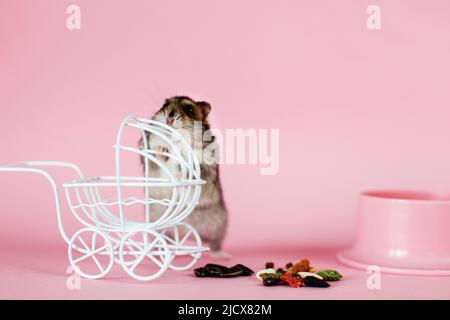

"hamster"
[141,96,229,258]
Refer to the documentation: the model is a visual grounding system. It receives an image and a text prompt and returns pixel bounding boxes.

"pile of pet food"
[193,259,343,288]
[256,259,342,288]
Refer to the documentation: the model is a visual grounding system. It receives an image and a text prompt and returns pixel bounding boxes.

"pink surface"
[2,245,450,300]
[1,0,450,298]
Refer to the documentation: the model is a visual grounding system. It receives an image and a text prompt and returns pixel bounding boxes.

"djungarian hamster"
[140,96,229,258]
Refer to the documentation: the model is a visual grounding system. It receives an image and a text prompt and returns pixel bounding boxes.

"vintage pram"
[0,116,208,281]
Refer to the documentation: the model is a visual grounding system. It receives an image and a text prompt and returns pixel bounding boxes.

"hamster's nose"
[167,117,174,125]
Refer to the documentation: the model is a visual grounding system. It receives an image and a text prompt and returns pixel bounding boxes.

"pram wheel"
[119,228,171,281]
[68,228,114,280]
[163,223,203,271]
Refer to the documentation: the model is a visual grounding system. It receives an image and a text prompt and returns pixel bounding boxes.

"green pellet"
[316,269,343,281]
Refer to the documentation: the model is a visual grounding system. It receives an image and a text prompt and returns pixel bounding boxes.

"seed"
[317,269,343,281]
[276,267,285,274]
[194,267,208,277]
[256,268,276,281]
[194,263,254,278]
[303,276,330,288]
[231,264,254,276]
[298,272,323,280]
[263,277,285,286]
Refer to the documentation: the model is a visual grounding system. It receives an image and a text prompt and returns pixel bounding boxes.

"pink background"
[1,0,450,299]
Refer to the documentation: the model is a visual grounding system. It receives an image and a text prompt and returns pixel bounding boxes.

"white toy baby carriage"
[0,116,208,281]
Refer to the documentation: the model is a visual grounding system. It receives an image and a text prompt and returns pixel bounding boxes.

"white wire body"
[0,116,208,281]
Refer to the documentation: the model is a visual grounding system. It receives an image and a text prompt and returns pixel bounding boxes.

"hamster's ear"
[197,101,211,118]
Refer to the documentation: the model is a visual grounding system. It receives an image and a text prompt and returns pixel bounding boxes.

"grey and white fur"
[140,96,229,258]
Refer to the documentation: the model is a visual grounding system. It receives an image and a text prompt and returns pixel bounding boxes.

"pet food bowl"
[338,191,450,276]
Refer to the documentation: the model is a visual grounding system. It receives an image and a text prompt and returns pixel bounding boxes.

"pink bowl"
[338,191,450,276]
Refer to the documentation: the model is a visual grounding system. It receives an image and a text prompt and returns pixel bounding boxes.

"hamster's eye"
[168,110,175,118]
[184,105,194,116]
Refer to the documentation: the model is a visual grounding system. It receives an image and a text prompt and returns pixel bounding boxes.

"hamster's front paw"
[210,250,232,260]
[155,146,169,161]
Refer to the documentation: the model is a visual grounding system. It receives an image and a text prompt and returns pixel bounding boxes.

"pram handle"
[0,161,86,244]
